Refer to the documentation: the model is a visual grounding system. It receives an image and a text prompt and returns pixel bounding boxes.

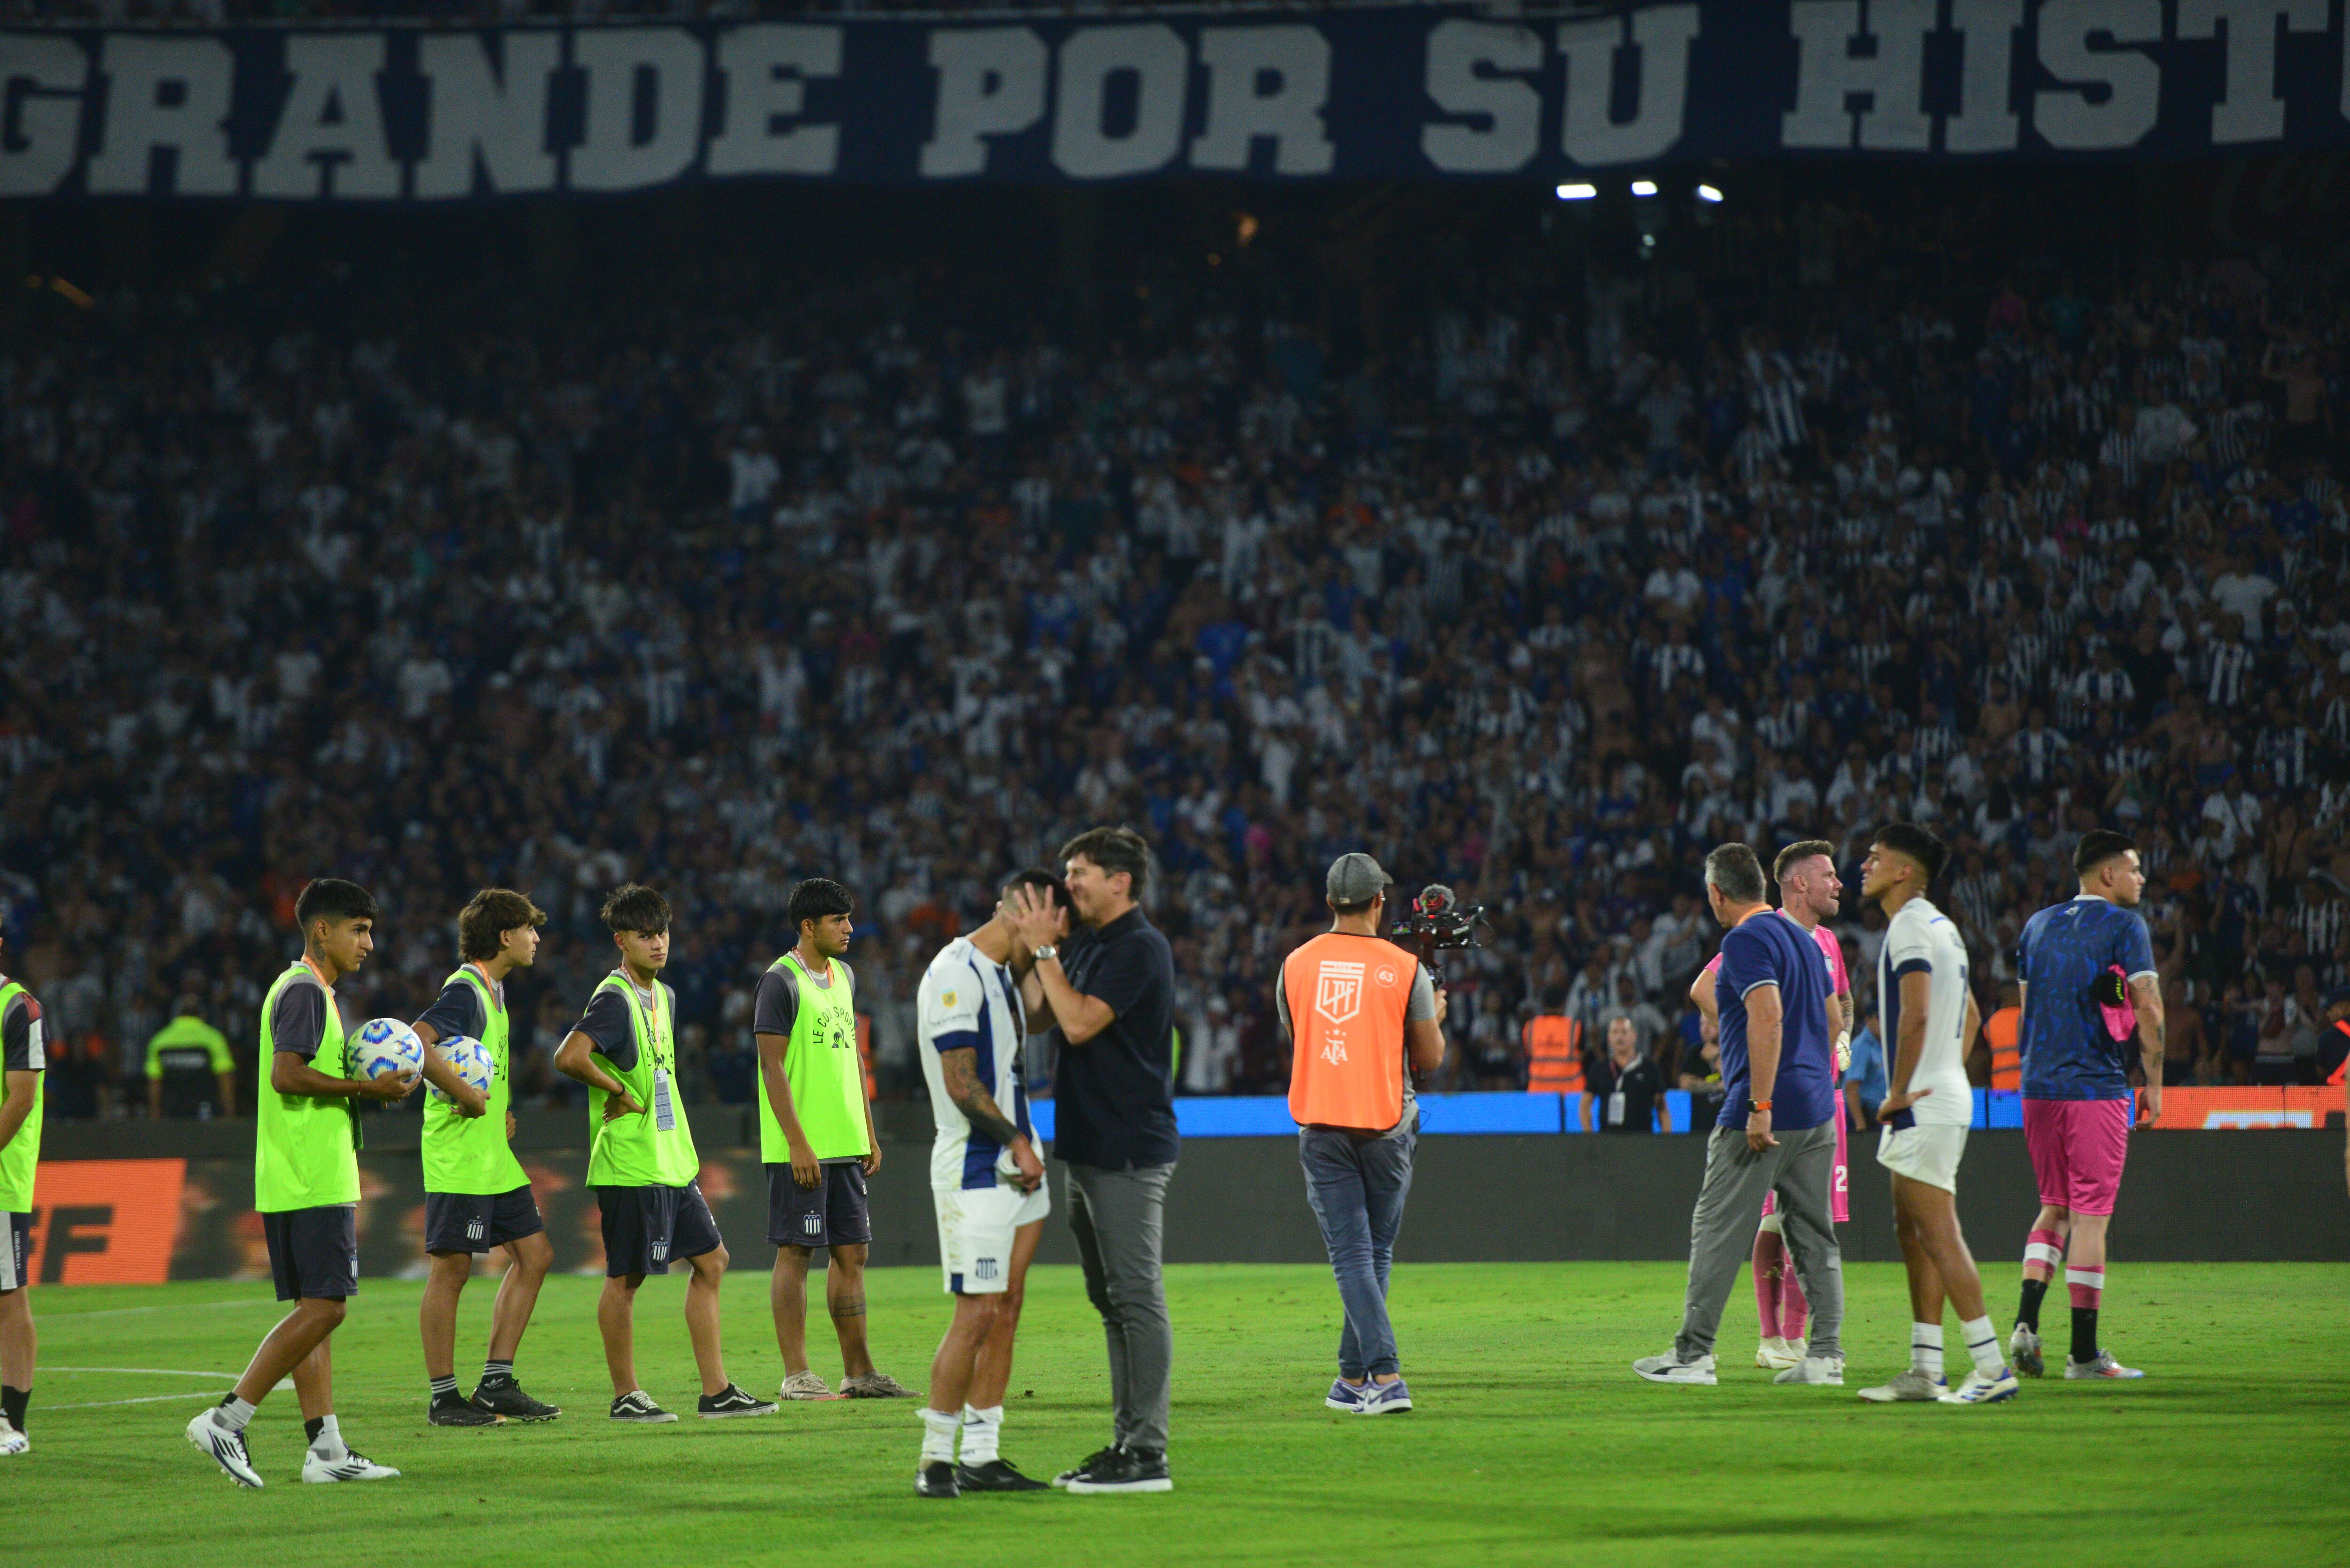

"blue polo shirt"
[1716,912,1837,1131]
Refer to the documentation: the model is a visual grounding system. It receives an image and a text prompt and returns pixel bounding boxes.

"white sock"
[920,1408,959,1464]
[961,1404,1003,1465]
[1959,1315,2005,1377]
[215,1396,256,1434]
[1910,1323,1945,1381]
[311,1413,346,1459]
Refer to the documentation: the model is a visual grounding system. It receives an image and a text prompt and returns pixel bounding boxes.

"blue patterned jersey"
[2015,896,2156,1101]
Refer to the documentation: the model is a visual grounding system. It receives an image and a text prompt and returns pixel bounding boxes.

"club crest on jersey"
[1315,961,1365,1026]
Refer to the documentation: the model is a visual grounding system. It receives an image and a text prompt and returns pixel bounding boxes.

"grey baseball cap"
[1327,852,1393,904]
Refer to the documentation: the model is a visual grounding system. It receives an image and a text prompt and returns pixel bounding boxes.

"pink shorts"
[1762,1093,1850,1226]
[2022,1098,2132,1216]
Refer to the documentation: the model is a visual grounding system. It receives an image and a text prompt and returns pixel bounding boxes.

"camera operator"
[1587,1015,1662,1134]
[1278,854,1446,1417]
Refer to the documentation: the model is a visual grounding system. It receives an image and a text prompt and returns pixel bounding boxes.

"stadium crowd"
[3,181,2347,1122]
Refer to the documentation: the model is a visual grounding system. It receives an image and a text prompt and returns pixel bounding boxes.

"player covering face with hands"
[910,873,1066,1498]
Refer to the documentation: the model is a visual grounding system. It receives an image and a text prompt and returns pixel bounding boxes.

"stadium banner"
[24,1158,186,1285]
[2151,1084,2344,1129]
[7,1,2350,201]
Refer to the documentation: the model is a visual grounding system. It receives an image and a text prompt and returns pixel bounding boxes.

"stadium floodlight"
[1555,182,1598,201]
[1630,179,1659,197]
[1696,184,1724,203]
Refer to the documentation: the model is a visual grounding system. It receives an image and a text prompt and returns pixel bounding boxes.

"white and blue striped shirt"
[916,936,1031,1192]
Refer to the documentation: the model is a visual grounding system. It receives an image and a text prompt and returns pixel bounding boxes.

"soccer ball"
[428,1035,493,1103]
[352,1018,425,1082]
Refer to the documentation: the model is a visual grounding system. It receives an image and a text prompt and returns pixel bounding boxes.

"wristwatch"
[1033,944,1058,964]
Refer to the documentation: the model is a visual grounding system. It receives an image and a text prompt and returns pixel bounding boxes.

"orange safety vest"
[1984,1005,2021,1092]
[2327,1021,2348,1087]
[1524,1015,1585,1094]
[1285,932,1417,1131]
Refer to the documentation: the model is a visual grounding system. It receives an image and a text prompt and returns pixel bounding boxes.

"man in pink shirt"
[1691,841,1850,1371]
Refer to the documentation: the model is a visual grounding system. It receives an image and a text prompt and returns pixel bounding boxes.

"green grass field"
[21,1262,2349,1567]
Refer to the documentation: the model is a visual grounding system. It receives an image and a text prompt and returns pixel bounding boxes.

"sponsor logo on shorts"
[974,1257,998,1280]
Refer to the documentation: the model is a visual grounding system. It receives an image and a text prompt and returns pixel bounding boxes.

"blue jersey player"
[2008,831,2164,1381]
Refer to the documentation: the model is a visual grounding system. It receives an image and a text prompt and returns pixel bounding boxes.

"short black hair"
[295,878,377,933]
[1003,868,1072,912]
[2074,829,2137,878]
[787,878,855,934]
[1772,839,1838,884]
[1703,843,1766,905]
[1060,825,1152,894]
[1871,823,1949,883]
[601,883,672,935]
[459,888,548,960]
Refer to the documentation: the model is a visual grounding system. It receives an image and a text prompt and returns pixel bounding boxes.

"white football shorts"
[1876,1122,1968,1194]
[934,1177,1050,1295]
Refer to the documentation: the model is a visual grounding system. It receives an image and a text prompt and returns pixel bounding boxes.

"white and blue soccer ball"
[428,1035,493,1103]
[352,1018,425,1082]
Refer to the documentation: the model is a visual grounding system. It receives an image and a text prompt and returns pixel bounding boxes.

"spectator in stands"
[1843,1004,1887,1132]
[1979,981,2021,1091]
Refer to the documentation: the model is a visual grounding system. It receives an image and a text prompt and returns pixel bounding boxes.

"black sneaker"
[471,1381,561,1422]
[1064,1446,1173,1494]
[956,1458,1050,1492]
[428,1393,504,1428]
[610,1391,678,1424]
[697,1384,778,1420]
[916,1460,960,1499]
[1052,1444,1122,1489]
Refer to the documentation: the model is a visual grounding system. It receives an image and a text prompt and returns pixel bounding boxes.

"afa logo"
[974,1257,999,1281]
[1315,960,1366,1026]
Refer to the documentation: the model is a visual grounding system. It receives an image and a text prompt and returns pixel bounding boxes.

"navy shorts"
[0,1212,29,1293]
[263,1204,359,1302]
[595,1182,723,1278]
[768,1161,872,1249]
[424,1185,546,1255]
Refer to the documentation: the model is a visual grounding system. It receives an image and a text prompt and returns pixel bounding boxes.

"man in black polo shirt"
[1010,825,1177,1495]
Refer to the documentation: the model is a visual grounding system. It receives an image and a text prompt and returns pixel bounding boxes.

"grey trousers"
[1067,1161,1175,1452]
[1674,1122,1843,1361]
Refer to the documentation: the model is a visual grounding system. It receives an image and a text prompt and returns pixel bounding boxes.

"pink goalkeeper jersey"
[1703,915,1847,995]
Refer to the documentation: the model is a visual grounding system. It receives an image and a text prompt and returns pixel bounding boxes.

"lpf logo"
[1315,961,1366,1026]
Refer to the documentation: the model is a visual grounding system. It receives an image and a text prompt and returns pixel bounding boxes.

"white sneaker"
[2063,1350,2144,1380]
[1754,1336,1803,1371]
[1773,1355,1845,1386]
[186,1408,264,1489]
[1856,1368,1946,1403]
[2009,1325,2045,1378]
[1941,1366,2020,1404]
[301,1446,401,1483]
[0,1417,26,1455]
[1632,1350,1717,1385]
[779,1369,835,1401]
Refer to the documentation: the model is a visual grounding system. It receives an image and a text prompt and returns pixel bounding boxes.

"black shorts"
[0,1212,28,1293]
[768,1161,872,1249]
[263,1205,359,1302]
[424,1185,546,1255]
[595,1182,722,1278]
